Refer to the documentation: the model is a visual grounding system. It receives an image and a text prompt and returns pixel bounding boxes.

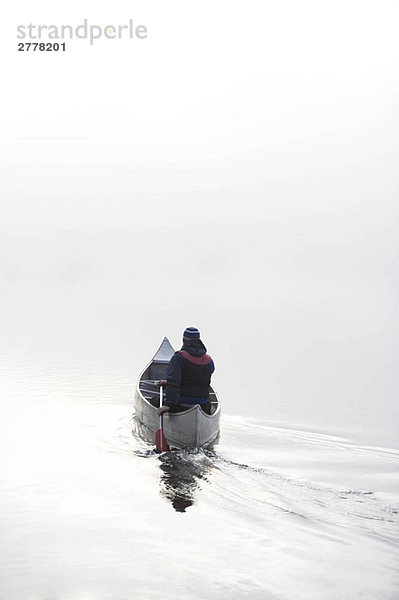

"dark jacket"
[164,339,215,408]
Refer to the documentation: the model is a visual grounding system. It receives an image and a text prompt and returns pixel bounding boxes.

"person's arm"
[164,353,182,408]
[157,354,182,415]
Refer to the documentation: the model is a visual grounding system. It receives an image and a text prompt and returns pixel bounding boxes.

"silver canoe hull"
[133,337,221,449]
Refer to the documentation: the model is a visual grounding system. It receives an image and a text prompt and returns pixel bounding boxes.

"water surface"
[0,351,398,600]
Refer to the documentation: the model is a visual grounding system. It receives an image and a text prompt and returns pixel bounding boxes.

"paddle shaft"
[159,384,164,428]
[155,384,169,452]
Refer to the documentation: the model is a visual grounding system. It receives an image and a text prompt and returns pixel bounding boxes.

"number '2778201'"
[18,42,66,51]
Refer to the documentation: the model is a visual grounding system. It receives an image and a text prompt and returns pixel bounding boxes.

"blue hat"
[183,327,200,339]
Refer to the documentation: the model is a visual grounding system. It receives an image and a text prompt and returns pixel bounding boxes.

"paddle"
[155,384,170,453]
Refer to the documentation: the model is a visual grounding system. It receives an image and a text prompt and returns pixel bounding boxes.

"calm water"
[1,349,398,600]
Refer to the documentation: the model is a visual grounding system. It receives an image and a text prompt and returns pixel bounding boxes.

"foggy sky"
[2,0,398,443]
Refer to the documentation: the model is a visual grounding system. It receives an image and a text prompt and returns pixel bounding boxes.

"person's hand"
[157,405,170,416]
[157,380,167,387]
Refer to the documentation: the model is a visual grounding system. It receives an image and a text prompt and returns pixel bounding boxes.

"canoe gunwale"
[135,380,221,420]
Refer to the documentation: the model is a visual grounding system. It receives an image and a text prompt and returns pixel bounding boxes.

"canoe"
[133,337,221,449]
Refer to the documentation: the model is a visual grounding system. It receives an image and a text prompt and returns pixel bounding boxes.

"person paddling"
[157,327,215,416]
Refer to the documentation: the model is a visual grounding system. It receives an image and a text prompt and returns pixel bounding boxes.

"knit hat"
[183,327,200,339]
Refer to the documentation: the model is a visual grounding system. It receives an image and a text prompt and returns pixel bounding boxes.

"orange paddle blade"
[155,428,170,453]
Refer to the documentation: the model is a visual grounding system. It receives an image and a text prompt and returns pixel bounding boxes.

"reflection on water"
[158,450,215,512]
[132,414,218,512]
